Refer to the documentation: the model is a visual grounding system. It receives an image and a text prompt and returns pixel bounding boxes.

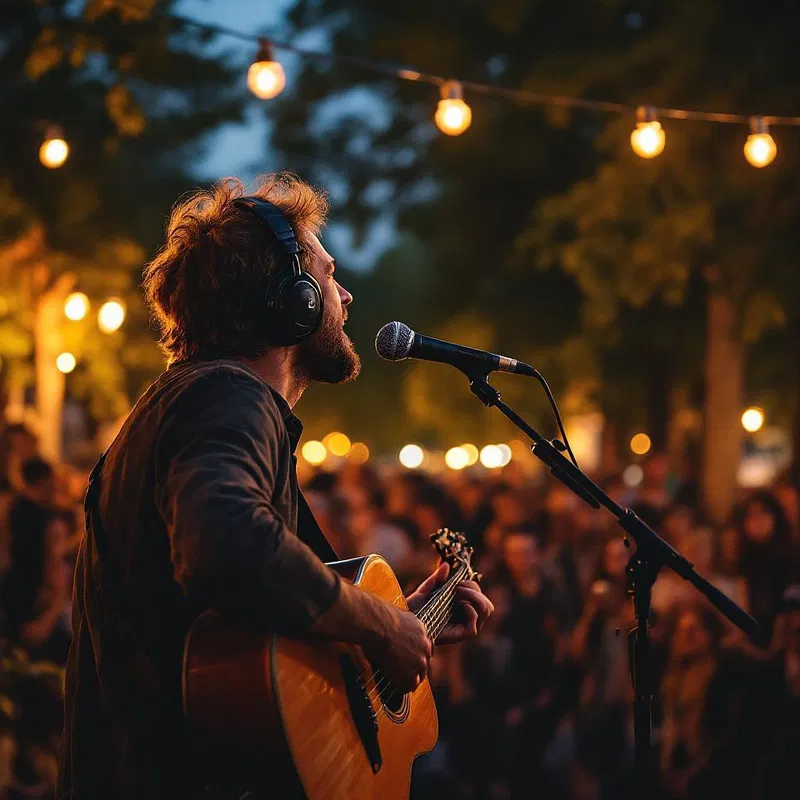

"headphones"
[234,196,324,345]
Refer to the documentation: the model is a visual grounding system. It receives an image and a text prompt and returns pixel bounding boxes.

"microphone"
[375,321,536,377]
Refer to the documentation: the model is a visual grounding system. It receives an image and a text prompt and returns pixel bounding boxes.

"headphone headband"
[234,196,301,258]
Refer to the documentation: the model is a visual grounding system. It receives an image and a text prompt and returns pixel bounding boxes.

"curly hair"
[143,172,329,364]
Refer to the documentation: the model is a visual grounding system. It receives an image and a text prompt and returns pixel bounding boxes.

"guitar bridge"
[339,653,382,774]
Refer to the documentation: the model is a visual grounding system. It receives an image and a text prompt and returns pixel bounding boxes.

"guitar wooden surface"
[183,554,439,800]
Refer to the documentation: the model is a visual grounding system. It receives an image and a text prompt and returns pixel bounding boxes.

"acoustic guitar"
[182,529,478,799]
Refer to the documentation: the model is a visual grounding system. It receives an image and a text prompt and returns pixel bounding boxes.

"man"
[56,173,492,800]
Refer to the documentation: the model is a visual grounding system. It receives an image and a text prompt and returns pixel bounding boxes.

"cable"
[532,369,579,468]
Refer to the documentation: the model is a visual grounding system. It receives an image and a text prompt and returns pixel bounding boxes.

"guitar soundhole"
[382,686,405,715]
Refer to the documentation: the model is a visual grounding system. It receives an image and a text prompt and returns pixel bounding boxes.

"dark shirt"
[56,359,341,800]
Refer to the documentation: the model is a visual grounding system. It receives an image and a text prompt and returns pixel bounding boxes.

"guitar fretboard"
[416,563,470,641]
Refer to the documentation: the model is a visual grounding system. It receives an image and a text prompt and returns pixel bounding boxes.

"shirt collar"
[265,384,304,453]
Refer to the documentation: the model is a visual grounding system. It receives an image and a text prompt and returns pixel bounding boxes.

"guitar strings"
[362,563,470,710]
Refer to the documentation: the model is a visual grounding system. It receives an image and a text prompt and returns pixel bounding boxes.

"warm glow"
[435,81,472,136]
[98,299,126,333]
[741,407,765,433]
[445,446,470,470]
[64,292,89,321]
[56,352,77,374]
[325,432,351,457]
[630,432,652,455]
[631,121,665,158]
[399,444,424,469]
[496,444,512,466]
[301,440,327,465]
[460,443,479,466]
[40,136,69,168]
[744,133,776,168]
[347,442,370,464]
[623,464,644,487]
[480,445,504,469]
[247,59,286,99]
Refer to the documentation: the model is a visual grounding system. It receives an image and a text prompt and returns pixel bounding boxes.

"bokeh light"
[301,440,327,465]
[247,58,286,99]
[445,446,470,470]
[56,352,76,374]
[64,292,89,321]
[324,432,351,457]
[98,299,126,333]
[480,445,504,469]
[623,464,644,487]
[347,442,370,465]
[39,134,69,168]
[460,443,479,466]
[744,118,776,168]
[630,432,652,455]
[741,407,765,433]
[399,444,424,469]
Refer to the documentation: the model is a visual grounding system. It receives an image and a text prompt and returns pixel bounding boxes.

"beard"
[298,304,361,384]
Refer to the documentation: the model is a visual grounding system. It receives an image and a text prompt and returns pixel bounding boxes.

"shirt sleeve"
[155,367,340,634]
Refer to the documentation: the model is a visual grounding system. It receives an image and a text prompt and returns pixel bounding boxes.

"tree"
[1,0,246,459]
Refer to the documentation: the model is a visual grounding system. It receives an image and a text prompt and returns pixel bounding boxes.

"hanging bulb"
[630,106,665,158]
[434,81,472,136]
[744,116,777,168]
[247,39,286,99]
[39,125,69,168]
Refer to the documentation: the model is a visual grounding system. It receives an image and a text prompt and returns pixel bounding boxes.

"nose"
[337,281,353,307]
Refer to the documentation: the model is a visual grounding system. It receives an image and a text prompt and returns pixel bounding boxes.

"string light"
[744,117,777,167]
[247,39,286,100]
[434,81,472,136]
[479,445,504,469]
[460,443,479,466]
[347,442,370,464]
[324,431,351,457]
[64,292,90,321]
[39,126,69,168]
[56,352,77,373]
[98,299,126,333]
[631,106,666,158]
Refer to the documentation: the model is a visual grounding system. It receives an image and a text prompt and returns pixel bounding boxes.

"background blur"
[2,1,800,798]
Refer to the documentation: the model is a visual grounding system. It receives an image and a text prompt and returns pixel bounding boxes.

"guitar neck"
[414,564,470,641]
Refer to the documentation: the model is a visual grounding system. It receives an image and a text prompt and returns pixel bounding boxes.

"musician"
[56,173,492,800]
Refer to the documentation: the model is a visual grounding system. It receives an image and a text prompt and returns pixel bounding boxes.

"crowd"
[0,417,799,799]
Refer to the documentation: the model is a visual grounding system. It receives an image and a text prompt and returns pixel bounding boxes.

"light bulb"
[744,117,776,168]
[630,433,652,455]
[324,432,351,457]
[248,41,286,99]
[64,292,89,321]
[98,299,126,333]
[479,445,504,469]
[630,107,665,158]
[40,127,69,168]
[435,81,472,136]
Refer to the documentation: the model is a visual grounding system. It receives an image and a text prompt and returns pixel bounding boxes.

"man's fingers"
[456,585,495,627]
[462,601,479,637]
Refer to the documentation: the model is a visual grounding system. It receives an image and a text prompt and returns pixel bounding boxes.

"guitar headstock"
[430,528,480,581]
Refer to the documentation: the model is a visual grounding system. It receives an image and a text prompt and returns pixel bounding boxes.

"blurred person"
[631,452,672,531]
[568,542,636,799]
[1,457,71,662]
[0,422,38,492]
[478,484,534,579]
[499,526,564,798]
[734,490,795,635]
[57,174,493,800]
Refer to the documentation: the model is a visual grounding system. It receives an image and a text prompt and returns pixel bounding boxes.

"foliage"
[1,0,247,427]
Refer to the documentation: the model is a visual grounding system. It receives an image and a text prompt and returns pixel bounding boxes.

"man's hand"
[406,562,494,646]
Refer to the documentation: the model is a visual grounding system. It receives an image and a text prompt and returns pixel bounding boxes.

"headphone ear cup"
[265,269,324,344]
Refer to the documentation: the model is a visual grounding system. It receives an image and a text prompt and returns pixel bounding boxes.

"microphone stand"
[466,373,759,796]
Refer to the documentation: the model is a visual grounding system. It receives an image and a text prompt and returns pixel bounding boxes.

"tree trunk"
[702,288,744,524]
[33,271,75,464]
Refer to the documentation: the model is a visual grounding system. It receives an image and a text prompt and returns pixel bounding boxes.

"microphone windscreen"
[375,321,414,361]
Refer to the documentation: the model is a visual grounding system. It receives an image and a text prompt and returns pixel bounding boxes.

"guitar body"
[183,554,438,799]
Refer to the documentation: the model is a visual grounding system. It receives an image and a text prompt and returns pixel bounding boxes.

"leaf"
[105,84,146,137]
[24,28,62,80]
